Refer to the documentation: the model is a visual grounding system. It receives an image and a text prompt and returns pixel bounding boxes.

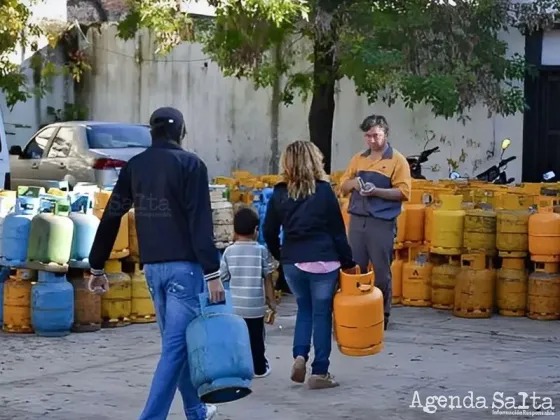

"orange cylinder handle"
[340,265,374,293]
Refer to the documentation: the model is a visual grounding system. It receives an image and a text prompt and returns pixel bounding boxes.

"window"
[86,124,152,149]
[47,127,74,158]
[23,127,56,159]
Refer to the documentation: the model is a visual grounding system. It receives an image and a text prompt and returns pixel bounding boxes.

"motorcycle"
[406,146,440,179]
[449,138,516,184]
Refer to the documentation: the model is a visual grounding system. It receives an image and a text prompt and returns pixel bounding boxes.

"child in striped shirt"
[220,207,276,378]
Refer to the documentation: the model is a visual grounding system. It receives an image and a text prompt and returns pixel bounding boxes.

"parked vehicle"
[449,139,516,185]
[406,146,440,179]
[9,122,151,190]
[474,138,516,184]
[0,107,12,189]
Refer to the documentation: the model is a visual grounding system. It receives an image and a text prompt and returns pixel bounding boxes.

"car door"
[40,126,93,188]
[9,126,57,190]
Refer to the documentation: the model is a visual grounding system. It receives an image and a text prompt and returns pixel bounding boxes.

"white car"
[9,121,151,190]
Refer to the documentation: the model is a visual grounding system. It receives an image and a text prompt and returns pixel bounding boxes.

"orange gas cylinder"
[101,260,132,328]
[232,170,252,179]
[527,262,560,320]
[495,190,537,210]
[496,258,527,317]
[128,263,156,324]
[391,249,406,305]
[403,190,425,245]
[411,179,432,190]
[519,182,545,195]
[496,194,531,258]
[228,187,242,203]
[463,209,497,256]
[458,182,476,203]
[69,268,101,332]
[402,247,433,307]
[431,255,460,310]
[94,190,130,259]
[430,195,465,256]
[453,254,496,318]
[128,208,139,262]
[2,269,35,333]
[473,187,507,209]
[333,266,384,356]
[423,188,451,245]
[528,194,560,262]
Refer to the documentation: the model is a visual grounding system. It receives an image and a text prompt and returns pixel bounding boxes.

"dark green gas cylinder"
[27,200,74,266]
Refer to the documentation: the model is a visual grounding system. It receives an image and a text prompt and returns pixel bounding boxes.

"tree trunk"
[308,38,337,174]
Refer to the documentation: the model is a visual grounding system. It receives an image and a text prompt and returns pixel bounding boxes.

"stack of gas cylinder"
[1,185,157,337]
[526,189,560,320]
[376,179,560,322]
[393,186,433,308]
[216,173,560,324]
[87,189,155,329]
[1,186,76,336]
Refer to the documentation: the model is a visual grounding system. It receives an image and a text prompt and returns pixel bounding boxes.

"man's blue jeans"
[139,261,207,420]
[283,264,339,375]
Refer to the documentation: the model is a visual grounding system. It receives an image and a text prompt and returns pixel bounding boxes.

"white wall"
[78,25,526,181]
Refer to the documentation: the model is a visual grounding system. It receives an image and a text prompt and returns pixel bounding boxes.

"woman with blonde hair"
[263,140,354,389]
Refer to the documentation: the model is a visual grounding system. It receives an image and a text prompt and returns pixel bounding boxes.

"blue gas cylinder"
[69,195,100,267]
[31,271,74,337]
[187,291,253,403]
[0,267,11,325]
[1,197,40,266]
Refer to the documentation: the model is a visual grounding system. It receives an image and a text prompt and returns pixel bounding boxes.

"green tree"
[118,0,559,172]
[0,0,42,107]
[0,0,90,110]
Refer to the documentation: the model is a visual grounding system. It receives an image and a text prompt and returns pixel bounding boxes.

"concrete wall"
[80,25,526,180]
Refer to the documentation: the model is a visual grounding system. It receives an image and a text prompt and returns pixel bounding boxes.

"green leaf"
[115,0,560,120]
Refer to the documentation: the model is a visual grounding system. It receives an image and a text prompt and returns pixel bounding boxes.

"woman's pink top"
[295,261,341,274]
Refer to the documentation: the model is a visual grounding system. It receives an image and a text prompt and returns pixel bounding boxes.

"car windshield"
[86,124,151,149]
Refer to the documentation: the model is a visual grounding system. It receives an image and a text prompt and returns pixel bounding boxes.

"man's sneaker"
[290,355,307,383]
[205,404,217,420]
[254,360,271,378]
[307,373,340,390]
[384,314,390,330]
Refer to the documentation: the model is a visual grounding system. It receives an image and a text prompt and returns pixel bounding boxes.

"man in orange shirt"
[340,115,411,330]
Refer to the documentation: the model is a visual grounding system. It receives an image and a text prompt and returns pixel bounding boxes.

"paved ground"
[1,297,559,420]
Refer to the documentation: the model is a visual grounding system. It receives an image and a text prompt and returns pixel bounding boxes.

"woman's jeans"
[283,264,339,375]
[139,261,207,420]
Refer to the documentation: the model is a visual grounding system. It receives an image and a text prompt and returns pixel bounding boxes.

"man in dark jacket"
[88,107,223,420]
